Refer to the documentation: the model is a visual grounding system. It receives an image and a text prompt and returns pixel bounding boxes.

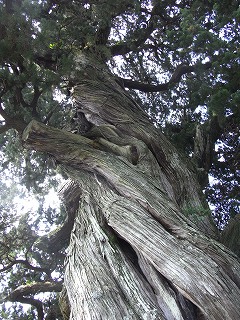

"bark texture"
[22,53,240,319]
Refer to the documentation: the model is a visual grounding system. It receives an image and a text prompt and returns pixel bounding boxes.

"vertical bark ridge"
[64,171,168,319]
[22,53,240,318]
[72,56,205,211]
[61,165,240,320]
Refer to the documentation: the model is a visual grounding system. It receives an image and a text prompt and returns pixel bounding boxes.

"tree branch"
[30,86,43,119]
[35,182,81,253]
[110,25,154,56]
[0,258,51,275]
[0,124,11,134]
[8,281,63,298]
[95,1,139,47]
[109,2,181,57]
[15,86,31,109]
[0,98,27,132]
[109,3,158,56]
[119,62,212,92]
[13,296,44,320]
[8,281,62,320]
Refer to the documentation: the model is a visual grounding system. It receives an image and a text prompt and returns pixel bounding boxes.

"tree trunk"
[22,53,240,319]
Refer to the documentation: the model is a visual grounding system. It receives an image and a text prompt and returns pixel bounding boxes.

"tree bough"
[22,67,240,318]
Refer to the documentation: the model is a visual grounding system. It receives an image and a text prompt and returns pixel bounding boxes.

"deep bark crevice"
[22,117,240,318]
[20,53,240,319]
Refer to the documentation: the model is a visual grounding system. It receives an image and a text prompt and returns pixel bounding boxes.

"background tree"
[0,0,239,319]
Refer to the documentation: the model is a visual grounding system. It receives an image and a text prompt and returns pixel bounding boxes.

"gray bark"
[22,53,240,319]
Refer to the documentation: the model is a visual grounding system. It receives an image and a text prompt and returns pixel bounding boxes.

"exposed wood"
[23,117,240,319]
[22,53,240,319]
[220,214,240,257]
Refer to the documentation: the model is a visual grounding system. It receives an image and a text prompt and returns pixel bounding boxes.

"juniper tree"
[0,0,240,319]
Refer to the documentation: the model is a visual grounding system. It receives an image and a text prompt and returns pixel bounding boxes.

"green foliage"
[0,303,37,320]
[205,119,240,228]
[183,205,211,219]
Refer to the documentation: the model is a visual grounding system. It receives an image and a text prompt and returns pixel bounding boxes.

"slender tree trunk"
[23,53,240,319]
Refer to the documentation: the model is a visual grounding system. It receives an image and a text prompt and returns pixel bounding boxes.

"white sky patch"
[194,105,208,122]
[13,186,61,218]
[44,187,61,210]
[1,169,64,236]
[53,88,66,103]
[14,193,39,214]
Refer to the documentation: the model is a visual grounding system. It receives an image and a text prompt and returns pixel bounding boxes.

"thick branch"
[8,281,62,320]
[14,296,44,320]
[36,181,82,253]
[22,119,100,151]
[0,124,11,134]
[119,62,212,92]
[9,281,62,298]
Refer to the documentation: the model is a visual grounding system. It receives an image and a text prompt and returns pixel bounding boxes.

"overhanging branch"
[8,281,63,320]
[8,281,63,298]
[119,61,212,92]
[14,296,44,320]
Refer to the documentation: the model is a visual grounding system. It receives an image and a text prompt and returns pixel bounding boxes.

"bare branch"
[7,281,62,320]
[119,62,212,92]
[16,297,44,320]
[9,281,63,298]
[0,258,51,274]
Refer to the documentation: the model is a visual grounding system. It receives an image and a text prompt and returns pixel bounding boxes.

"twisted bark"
[22,54,240,319]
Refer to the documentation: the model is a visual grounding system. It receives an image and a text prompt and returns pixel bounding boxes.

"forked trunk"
[23,53,240,319]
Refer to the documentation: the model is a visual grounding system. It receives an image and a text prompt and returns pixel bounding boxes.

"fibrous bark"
[22,53,240,320]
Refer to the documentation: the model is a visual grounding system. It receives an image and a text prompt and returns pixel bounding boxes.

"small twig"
[0,258,51,275]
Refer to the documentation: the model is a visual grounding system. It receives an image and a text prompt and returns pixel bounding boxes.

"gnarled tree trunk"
[23,53,240,319]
